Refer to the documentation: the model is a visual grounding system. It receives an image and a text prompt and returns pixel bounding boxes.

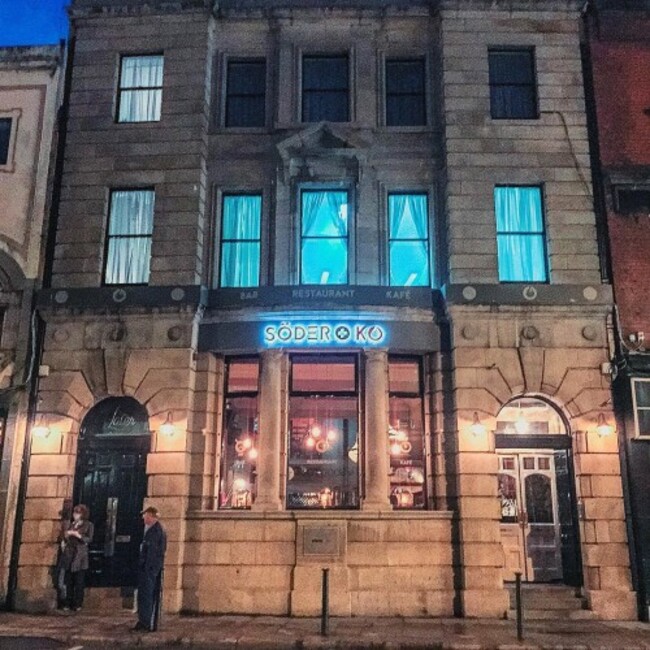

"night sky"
[1,0,69,47]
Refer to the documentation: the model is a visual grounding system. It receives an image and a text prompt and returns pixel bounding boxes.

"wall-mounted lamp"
[159,411,176,437]
[469,412,487,437]
[31,419,51,439]
[596,413,614,437]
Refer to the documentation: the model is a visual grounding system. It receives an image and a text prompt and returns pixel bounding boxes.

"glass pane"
[491,85,537,119]
[389,396,425,509]
[227,359,259,393]
[498,473,518,522]
[303,56,348,91]
[105,237,151,284]
[637,410,650,438]
[219,395,258,509]
[227,60,265,95]
[386,95,426,127]
[502,457,515,470]
[489,50,534,85]
[301,238,347,285]
[109,190,155,236]
[523,457,535,470]
[226,96,266,127]
[0,118,11,165]
[386,60,424,94]
[496,397,567,436]
[497,234,547,282]
[495,187,543,233]
[302,90,349,122]
[389,359,420,394]
[538,457,550,470]
[388,194,428,239]
[287,395,358,509]
[220,242,260,288]
[292,356,355,393]
[390,241,429,287]
[525,474,554,524]
[120,55,163,89]
[222,195,262,240]
[118,88,162,122]
[302,191,348,237]
[634,380,650,408]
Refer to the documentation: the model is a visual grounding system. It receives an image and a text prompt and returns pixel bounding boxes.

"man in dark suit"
[133,506,167,632]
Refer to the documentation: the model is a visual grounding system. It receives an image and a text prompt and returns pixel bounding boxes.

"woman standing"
[60,504,94,611]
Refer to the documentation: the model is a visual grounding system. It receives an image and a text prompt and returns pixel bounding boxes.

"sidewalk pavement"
[0,610,648,649]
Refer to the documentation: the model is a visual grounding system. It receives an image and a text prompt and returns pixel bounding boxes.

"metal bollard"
[514,571,523,642]
[321,567,330,637]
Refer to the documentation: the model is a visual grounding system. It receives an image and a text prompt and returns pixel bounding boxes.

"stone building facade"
[586,0,650,620]
[13,0,637,620]
[0,45,64,605]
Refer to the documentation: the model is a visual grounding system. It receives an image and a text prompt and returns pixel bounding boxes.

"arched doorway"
[496,397,582,586]
[73,397,150,588]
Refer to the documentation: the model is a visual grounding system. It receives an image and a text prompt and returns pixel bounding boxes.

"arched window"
[496,397,567,436]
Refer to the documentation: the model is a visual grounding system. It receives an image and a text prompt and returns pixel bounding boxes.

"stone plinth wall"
[183,513,454,617]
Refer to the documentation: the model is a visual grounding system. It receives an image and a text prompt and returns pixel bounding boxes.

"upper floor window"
[385,58,426,127]
[218,194,262,288]
[219,358,260,509]
[388,193,430,286]
[488,48,537,120]
[495,186,548,282]
[225,59,266,128]
[302,55,349,123]
[117,55,164,123]
[0,118,11,165]
[614,186,650,215]
[300,189,349,285]
[633,379,650,439]
[104,189,154,285]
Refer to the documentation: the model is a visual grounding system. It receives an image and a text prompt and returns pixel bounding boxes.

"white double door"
[499,451,563,583]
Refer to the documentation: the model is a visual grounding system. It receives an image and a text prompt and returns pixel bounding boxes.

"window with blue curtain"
[488,48,537,120]
[117,55,164,123]
[104,189,155,285]
[301,190,349,285]
[225,59,266,127]
[219,194,262,288]
[385,59,426,127]
[302,56,349,123]
[388,193,430,287]
[495,186,548,282]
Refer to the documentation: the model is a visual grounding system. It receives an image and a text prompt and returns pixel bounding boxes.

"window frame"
[0,117,12,167]
[217,191,263,289]
[102,187,155,286]
[613,185,650,215]
[488,46,539,121]
[0,110,20,172]
[298,185,352,286]
[223,57,267,129]
[115,53,165,124]
[301,53,350,123]
[494,184,549,284]
[384,57,427,128]
[632,378,650,440]
[387,191,431,287]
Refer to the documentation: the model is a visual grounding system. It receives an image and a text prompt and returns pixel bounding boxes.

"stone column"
[362,349,391,510]
[252,349,283,511]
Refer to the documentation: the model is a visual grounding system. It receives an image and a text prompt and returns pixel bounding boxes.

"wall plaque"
[303,526,340,556]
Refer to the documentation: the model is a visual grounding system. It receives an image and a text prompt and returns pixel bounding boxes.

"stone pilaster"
[362,350,391,511]
[252,350,283,511]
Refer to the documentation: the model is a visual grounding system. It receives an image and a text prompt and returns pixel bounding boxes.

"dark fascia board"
[592,0,650,10]
[70,0,210,17]
[441,0,584,10]
[214,0,436,10]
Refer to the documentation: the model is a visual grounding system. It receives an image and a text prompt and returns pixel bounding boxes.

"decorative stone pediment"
[276,123,367,183]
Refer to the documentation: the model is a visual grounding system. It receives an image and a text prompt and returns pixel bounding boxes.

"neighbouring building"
[0,45,64,605]
[12,0,638,620]
[585,0,650,621]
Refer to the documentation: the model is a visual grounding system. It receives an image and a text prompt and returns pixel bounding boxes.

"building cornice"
[0,46,62,73]
[70,0,210,18]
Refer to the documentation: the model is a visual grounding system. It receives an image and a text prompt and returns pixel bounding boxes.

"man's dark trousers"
[137,570,160,629]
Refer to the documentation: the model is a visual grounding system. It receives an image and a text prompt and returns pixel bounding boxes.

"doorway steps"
[83,587,134,612]
[507,584,597,621]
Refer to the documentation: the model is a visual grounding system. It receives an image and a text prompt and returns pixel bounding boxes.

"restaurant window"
[388,193,430,286]
[117,55,164,123]
[287,355,359,509]
[302,55,349,123]
[385,58,426,127]
[633,379,650,440]
[218,194,262,288]
[104,189,155,285]
[388,358,426,509]
[495,185,548,282]
[301,189,349,285]
[488,48,537,120]
[219,358,260,509]
[225,59,266,128]
[0,118,11,165]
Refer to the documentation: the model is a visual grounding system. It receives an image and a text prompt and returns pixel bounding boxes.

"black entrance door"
[73,397,150,588]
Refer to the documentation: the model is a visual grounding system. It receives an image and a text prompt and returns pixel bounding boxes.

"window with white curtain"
[495,186,548,282]
[117,55,164,123]
[219,194,262,288]
[104,189,155,285]
[388,193,430,287]
[300,190,349,285]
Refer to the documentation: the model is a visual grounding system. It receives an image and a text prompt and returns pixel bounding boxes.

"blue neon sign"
[263,321,387,347]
